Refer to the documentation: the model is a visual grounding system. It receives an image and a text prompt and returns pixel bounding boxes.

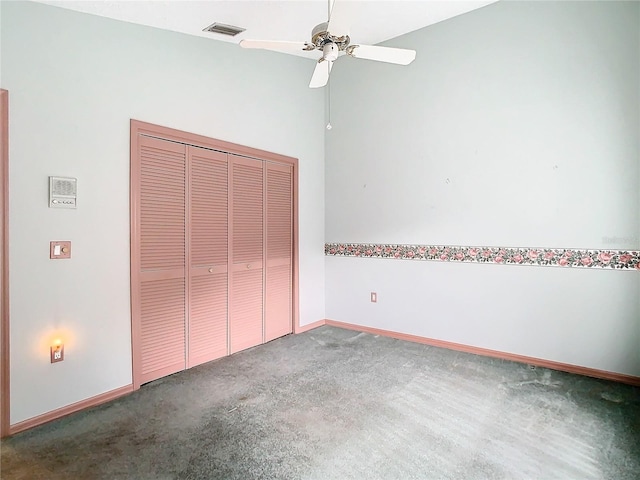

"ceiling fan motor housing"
[311,22,330,44]
[309,22,350,55]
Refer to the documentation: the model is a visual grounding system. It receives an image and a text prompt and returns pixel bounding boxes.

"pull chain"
[326,67,332,130]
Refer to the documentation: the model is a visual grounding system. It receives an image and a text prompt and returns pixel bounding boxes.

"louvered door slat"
[265,265,291,342]
[232,160,264,263]
[265,164,293,342]
[189,274,227,366]
[190,148,228,267]
[136,135,187,385]
[140,137,186,272]
[188,147,228,367]
[229,156,264,354]
[230,268,263,353]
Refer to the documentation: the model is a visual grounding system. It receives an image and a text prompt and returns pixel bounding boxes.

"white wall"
[1,1,325,424]
[325,1,640,375]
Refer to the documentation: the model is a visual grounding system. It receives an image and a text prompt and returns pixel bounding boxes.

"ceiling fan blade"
[309,59,333,89]
[327,0,352,37]
[348,45,416,65]
[239,39,310,53]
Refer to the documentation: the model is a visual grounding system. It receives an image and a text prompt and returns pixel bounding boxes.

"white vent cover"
[203,22,246,36]
[49,176,77,209]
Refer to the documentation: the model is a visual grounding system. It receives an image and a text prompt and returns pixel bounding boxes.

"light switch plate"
[50,241,71,259]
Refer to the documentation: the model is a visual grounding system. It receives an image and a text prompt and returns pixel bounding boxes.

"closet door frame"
[130,120,299,390]
[0,90,9,437]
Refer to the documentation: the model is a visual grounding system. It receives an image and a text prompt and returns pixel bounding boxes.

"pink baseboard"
[294,319,326,334]
[324,319,640,386]
[9,384,133,435]
[8,318,637,436]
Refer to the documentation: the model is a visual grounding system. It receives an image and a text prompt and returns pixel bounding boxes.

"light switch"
[50,241,72,259]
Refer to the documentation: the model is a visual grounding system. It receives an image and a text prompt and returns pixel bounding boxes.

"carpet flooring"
[1,325,639,479]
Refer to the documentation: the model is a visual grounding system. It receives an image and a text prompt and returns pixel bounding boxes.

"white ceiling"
[34,0,497,60]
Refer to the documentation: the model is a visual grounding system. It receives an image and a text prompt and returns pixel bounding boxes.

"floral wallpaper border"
[325,243,640,271]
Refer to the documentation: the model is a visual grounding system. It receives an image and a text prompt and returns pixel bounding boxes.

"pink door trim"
[0,89,9,438]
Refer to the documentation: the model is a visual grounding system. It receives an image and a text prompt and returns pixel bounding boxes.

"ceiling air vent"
[203,23,246,37]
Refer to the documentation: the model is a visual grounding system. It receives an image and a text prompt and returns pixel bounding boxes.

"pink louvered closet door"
[187,146,228,368]
[229,155,264,354]
[265,163,293,342]
[136,136,187,385]
[132,123,295,389]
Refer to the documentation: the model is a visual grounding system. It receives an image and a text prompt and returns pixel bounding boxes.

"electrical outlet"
[50,343,64,363]
[370,292,377,303]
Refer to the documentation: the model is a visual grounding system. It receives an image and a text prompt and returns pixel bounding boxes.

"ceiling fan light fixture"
[323,42,339,62]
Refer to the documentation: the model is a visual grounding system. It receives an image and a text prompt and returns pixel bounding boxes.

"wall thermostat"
[49,176,77,208]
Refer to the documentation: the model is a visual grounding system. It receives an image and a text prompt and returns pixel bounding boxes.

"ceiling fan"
[239,0,417,88]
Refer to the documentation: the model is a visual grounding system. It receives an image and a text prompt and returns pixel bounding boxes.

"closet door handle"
[208,268,214,273]
[246,263,251,269]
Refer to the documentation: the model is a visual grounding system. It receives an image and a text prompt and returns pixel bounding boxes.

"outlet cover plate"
[50,344,65,363]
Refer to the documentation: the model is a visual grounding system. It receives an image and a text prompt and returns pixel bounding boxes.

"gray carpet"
[1,325,639,479]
